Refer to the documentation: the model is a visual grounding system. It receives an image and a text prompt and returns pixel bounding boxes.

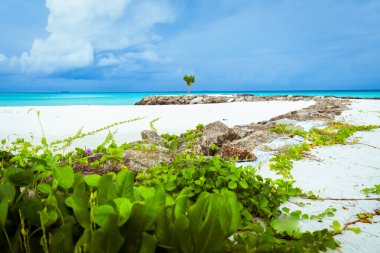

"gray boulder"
[141,130,164,141]
[123,148,169,171]
[189,97,204,104]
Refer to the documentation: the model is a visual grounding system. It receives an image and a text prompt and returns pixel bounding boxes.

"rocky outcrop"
[135,94,312,105]
[229,129,279,150]
[201,121,242,145]
[135,94,378,106]
[216,144,256,161]
[259,97,350,122]
[87,153,103,163]
[123,148,170,171]
[141,130,164,141]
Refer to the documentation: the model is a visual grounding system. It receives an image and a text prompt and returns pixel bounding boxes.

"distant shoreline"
[1,91,380,106]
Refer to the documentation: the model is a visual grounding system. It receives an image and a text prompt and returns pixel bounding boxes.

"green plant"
[269,123,379,177]
[149,118,160,133]
[209,143,219,152]
[136,155,302,220]
[361,184,380,195]
[270,124,308,138]
[183,74,195,94]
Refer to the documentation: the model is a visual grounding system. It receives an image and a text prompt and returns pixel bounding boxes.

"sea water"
[0,91,379,106]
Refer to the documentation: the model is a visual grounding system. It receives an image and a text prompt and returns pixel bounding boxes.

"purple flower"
[166,158,171,165]
[85,148,92,154]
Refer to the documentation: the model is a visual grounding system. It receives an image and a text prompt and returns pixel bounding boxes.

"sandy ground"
[0,100,313,149]
[240,99,380,253]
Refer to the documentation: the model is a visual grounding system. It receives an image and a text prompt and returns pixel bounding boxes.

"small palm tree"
[183,75,195,94]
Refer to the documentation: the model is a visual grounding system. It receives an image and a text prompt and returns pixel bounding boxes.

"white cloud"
[97,49,169,67]
[2,0,174,73]
[0,54,6,62]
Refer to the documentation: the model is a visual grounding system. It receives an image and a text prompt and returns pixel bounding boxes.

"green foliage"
[209,143,219,152]
[227,225,337,252]
[49,117,142,150]
[269,143,311,177]
[0,147,246,253]
[149,118,160,133]
[161,124,204,153]
[136,155,302,220]
[0,143,339,252]
[282,207,336,222]
[361,184,380,195]
[183,74,196,94]
[4,120,376,252]
[271,124,308,138]
[269,122,379,177]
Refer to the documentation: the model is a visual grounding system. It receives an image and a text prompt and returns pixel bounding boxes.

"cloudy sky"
[0,0,379,92]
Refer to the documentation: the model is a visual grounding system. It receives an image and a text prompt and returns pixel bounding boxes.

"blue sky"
[0,0,379,92]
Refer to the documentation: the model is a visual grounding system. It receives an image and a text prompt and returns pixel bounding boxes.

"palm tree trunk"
[188,85,190,94]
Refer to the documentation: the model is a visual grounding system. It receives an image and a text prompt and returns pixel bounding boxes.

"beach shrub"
[0,139,341,252]
[136,154,302,220]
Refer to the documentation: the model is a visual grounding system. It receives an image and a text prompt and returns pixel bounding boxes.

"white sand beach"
[0,100,314,148]
[0,98,379,251]
[240,99,380,252]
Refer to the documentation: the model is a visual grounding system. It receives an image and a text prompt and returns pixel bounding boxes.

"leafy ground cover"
[0,119,378,252]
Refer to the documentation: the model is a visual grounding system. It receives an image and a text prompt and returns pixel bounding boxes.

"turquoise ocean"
[0,91,379,106]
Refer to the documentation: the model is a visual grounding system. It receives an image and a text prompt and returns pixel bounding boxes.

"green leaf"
[271,215,300,236]
[0,182,15,203]
[41,137,48,146]
[5,167,34,186]
[239,180,248,189]
[50,223,75,253]
[165,195,175,206]
[172,215,191,252]
[53,165,74,189]
[0,200,8,228]
[37,183,51,194]
[113,198,132,226]
[137,186,156,200]
[188,191,240,253]
[218,191,240,235]
[165,181,177,191]
[65,181,90,229]
[40,208,58,227]
[228,181,237,189]
[19,197,43,226]
[115,170,134,199]
[139,233,157,253]
[347,227,361,234]
[90,216,124,253]
[97,174,117,205]
[122,186,165,252]
[74,229,91,252]
[332,220,341,233]
[92,205,116,228]
[174,188,193,219]
[85,174,101,188]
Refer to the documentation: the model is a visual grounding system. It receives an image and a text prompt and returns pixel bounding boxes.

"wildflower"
[85,148,92,154]
[166,158,171,164]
